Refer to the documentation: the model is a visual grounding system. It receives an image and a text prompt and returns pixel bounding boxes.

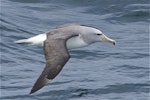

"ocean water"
[0,0,150,100]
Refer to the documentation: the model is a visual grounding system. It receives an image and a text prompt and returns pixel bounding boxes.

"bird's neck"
[66,36,88,49]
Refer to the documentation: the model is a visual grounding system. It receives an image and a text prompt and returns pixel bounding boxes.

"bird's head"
[82,28,116,45]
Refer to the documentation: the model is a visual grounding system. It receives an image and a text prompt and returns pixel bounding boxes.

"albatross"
[14,23,116,94]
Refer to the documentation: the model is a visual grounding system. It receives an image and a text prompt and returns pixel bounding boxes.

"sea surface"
[0,0,150,100]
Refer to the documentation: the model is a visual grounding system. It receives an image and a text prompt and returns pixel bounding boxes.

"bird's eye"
[96,34,102,36]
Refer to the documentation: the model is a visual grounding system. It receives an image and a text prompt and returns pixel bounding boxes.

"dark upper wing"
[30,39,70,94]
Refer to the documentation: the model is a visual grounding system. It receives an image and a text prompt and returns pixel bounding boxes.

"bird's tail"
[14,39,31,44]
[14,34,46,46]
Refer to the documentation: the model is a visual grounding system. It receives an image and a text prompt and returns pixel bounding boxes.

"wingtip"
[29,75,51,94]
[29,86,40,94]
[29,90,34,94]
[29,91,32,95]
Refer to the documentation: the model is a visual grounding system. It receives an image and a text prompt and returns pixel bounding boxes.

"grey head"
[76,25,116,45]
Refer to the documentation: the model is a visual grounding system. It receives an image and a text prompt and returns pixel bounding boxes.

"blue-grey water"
[0,0,150,100]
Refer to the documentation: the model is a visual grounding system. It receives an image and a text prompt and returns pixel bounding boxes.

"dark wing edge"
[30,39,70,94]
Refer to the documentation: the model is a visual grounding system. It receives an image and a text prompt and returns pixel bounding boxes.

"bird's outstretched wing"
[30,39,70,94]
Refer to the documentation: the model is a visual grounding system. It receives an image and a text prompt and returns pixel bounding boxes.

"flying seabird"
[14,23,116,94]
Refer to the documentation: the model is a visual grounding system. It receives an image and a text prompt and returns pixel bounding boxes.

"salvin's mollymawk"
[14,23,116,94]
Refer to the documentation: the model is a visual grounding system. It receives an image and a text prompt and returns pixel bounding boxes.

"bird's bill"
[101,34,116,45]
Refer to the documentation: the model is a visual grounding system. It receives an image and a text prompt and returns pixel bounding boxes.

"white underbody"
[15,33,88,49]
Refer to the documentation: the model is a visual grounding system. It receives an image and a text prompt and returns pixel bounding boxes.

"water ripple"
[1,0,149,100]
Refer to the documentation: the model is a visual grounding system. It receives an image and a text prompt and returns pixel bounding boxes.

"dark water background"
[0,0,150,100]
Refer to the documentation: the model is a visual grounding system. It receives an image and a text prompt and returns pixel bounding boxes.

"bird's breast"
[66,36,88,49]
